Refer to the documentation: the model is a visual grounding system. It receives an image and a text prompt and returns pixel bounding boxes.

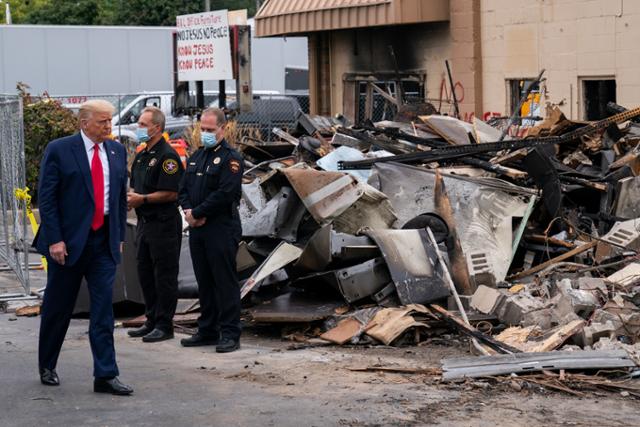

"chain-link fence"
[44,92,311,144]
[229,94,309,142]
[0,95,29,294]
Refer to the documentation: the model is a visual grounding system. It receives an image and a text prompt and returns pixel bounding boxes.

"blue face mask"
[136,127,150,143]
[201,132,218,148]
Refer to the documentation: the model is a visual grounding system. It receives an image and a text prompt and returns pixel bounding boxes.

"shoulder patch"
[162,158,179,175]
[229,159,241,174]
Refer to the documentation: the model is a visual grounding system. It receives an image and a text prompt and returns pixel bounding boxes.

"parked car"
[230,96,303,140]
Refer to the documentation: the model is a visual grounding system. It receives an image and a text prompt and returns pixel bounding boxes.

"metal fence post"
[0,94,30,294]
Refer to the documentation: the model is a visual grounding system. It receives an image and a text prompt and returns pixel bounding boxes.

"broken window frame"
[342,72,426,124]
[506,78,541,121]
[579,76,617,121]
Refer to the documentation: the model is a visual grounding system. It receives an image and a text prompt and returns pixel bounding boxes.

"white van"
[111,90,280,143]
[112,90,280,127]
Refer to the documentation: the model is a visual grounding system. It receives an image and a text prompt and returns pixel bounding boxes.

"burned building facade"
[256,0,640,123]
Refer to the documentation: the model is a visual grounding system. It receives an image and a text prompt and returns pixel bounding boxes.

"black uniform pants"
[188,218,241,341]
[136,213,182,332]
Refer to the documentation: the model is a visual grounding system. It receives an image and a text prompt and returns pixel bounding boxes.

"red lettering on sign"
[177,46,192,56]
[178,60,193,70]
[194,57,214,69]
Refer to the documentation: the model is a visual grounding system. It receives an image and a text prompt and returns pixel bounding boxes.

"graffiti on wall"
[437,77,501,123]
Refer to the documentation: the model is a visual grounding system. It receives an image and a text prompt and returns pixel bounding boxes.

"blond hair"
[141,106,166,131]
[78,100,115,121]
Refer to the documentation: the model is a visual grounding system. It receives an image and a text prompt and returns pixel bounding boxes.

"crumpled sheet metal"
[282,167,397,233]
[317,146,370,181]
[293,257,391,303]
[365,229,450,305]
[240,241,303,299]
[239,183,306,242]
[294,224,378,272]
[594,218,640,262]
[282,167,362,224]
[332,183,397,235]
[419,115,507,145]
[369,162,533,286]
[614,176,640,219]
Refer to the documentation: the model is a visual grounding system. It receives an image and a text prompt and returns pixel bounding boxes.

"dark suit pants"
[136,214,181,332]
[38,225,119,378]
[188,220,241,341]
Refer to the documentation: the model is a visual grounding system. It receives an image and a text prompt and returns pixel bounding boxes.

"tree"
[10,0,257,26]
[18,84,78,203]
[108,0,257,26]
[0,0,48,24]
[24,0,108,25]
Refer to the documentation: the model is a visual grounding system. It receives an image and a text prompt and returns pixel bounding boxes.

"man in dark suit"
[34,99,133,395]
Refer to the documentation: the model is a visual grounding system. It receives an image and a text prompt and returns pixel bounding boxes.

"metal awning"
[255,0,450,37]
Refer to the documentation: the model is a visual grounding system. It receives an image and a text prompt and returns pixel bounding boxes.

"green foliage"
[0,0,48,24]
[19,85,77,203]
[9,0,257,26]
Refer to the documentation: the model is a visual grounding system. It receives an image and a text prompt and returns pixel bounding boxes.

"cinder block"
[522,307,555,330]
[575,277,608,295]
[470,285,505,314]
[580,321,618,347]
[497,292,546,326]
[554,278,599,318]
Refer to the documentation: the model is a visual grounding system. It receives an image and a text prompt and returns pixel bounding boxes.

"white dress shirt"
[81,130,110,215]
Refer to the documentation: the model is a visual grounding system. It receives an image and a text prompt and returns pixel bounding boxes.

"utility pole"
[195,0,211,111]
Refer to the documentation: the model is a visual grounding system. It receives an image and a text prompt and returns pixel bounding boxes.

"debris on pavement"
[20,90,632,398]
[219,99,640,396]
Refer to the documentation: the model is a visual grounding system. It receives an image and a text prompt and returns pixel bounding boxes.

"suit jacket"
[33,133,127,266]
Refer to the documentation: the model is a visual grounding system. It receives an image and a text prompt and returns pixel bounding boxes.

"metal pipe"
[445,60,460,119]
[426,227,490,356]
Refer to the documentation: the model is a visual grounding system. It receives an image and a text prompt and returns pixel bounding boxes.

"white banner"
[176,10,233,82]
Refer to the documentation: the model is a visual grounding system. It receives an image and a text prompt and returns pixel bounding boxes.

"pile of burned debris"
[221,99,640,396]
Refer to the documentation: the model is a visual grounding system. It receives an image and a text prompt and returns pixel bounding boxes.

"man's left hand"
[127,192,144,209]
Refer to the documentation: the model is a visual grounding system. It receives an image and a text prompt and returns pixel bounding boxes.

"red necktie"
[91,144,104,231]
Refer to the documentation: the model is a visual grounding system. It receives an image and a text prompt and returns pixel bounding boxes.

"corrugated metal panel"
[256,0,449,37]
[257,0,390,18]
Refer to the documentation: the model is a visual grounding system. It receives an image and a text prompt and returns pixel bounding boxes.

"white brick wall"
[481,0,635,120]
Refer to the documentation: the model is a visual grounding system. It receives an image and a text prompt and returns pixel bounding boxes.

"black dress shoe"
[39,368,59,386]
[180,333,219,347]
[94,377,133,395]
[216,337,240,353]
[127,324,154,338]
[142,328,174,343]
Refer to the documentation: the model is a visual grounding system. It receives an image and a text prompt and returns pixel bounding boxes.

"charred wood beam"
[430,304,522,354]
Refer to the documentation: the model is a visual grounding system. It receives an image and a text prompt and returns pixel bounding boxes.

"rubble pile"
[224,100,640,394]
